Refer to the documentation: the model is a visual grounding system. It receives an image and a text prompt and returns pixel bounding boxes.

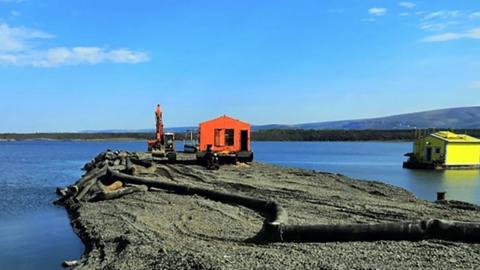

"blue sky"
[0,0,480,132]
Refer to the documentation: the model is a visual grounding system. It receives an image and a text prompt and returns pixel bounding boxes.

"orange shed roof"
[199,115,250,127]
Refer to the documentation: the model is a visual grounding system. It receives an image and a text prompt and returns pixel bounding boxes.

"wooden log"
[54,185,78,205]
[108,169,272,212]
[53,196,69,206]
[105,151,116,160]
[74,166,107,188]
[61,260,78,268]
[125,158,134,174]
[92,185,148,201]
[56,187,68,197]
[113,159,121,166]
[74,166,108,202]
[68,185,79,194]
[104,181,123,193]
[74,179,97,202]
[95,180,107,193]
[129,157,153,168]
[109,165,127,172]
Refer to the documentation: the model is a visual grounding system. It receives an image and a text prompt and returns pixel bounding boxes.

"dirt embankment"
[58,151,480,270]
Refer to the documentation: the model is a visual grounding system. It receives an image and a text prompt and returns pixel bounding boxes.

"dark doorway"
[426,147,432,162]
[240,130,248,151]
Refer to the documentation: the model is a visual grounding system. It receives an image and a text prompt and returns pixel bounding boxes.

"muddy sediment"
[59,151,480,269]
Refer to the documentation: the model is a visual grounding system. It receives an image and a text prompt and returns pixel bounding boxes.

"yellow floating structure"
[404,131,480,169]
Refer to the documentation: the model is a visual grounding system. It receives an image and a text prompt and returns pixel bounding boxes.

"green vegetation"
[0,133,154,141]
[1,129,480,142]
[252,129,415,141]
[252,129,480,141]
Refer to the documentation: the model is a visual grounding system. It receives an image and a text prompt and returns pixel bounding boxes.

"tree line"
[251,129,480,141]
[1,129,480,142]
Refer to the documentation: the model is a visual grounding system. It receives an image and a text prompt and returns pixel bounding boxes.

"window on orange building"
[214,129,222,146]
[225,129,234,146]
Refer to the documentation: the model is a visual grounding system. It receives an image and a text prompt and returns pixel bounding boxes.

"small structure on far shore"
[404,130,480,169]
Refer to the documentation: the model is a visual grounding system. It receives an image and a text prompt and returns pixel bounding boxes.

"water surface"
[0,141,146,270]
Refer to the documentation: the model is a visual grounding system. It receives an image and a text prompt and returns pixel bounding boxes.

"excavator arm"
[155,104,164,144]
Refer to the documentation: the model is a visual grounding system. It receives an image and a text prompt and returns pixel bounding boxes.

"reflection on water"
[443,169,480,181]
[439,170,480,203]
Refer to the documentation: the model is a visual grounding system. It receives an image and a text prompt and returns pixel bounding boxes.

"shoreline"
[5,128,479,142]
[6,129,475,142]
[59,151,480,269]
[1,138,413,142]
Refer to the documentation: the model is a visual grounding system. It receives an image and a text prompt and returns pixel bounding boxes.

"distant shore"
[0,133,152,142]
[0,138,146,142]
[1,129,479,142]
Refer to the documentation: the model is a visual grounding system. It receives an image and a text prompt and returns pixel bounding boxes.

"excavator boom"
[155,104,164,144]
[147,104,176,161]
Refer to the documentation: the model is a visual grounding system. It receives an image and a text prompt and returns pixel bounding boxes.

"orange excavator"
[147,104,176,161]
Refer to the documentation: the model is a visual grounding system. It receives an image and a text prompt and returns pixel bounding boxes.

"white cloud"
[399,2,415,9]
[471,12,480,19]
[0,47,149,67]
[0,23,149,67]
[420,21,456,32]
[417,10,466,32]
[424,10,461,20]
[399,12,410,16]
[468,81,480,89]
[368,8,387,16]
[0,23,53,52]
[424,11,445,20]
[10,10,20,16]
[422,33,461,42]
[422,27,480,42]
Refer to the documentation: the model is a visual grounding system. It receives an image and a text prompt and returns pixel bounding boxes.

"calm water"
[0,141,147,270]
[0,140,479,269]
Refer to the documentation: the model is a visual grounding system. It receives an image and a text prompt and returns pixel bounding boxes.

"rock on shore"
[59,151,480,269]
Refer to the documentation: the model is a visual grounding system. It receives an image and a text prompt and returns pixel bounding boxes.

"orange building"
[197,115,253,162]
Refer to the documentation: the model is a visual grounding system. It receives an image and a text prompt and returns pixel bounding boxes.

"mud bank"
[59,151,480,269]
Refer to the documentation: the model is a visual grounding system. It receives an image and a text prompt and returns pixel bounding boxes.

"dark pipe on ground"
[275,222,428,242]
[108,169,277,215]
[437,192,446,201]
[269,219,480,243]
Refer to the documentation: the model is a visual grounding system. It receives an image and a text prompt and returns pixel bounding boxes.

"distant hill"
[254,106,480,130]
[82,106,480,133]
[305,106,480,130]
[251,124,295,131]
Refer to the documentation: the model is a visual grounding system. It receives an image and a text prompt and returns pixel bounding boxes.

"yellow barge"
[403,131,480,170]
